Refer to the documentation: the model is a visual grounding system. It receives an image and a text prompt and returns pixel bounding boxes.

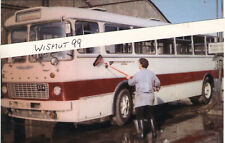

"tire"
[199,77,213,104]
[190,77,213,105]
[113,88,132,126]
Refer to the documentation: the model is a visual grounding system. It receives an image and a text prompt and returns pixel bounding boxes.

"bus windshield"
[29,22,73,62]
[30,22,66,40]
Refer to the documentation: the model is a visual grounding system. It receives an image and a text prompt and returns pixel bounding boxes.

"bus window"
[29,22,73,62]
[105,25,117,53]
[30,22,70,41]
[1,58,8,64]
[29,51,74,63]
[207,37,215,43]
[11,27,27,43]
[11,26,27,63]
[157,38,174,55]
[176,36,192,55]
[75,21,98,54]
[135,40,156,55]
[105,25,132,54]
[193,35,205,55]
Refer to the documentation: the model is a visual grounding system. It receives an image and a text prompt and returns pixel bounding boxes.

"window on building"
[157,38,175,55]
[75,21,99,54]
[105,24,132,54]
[193,35,205,55]
[176,36,192,55]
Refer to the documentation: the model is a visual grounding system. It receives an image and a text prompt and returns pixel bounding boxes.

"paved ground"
[1,94,223,143]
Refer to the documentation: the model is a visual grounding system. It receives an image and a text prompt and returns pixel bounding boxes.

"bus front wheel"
[112,88,132,126]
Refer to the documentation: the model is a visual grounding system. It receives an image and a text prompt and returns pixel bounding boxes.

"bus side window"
[176,36,192,55]
[105,25,117,54]
[65,22,72,37]
[117,27,132,54]
[1,58,8,65]
[75,21,99,54]
[193,35,205,55]
[135,40,156,55]
[207,37,215,43]
[157,38,174,55]
[105,24,132,54]
[11,26,27,63]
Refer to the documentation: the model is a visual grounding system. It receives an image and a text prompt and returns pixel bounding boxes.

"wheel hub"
[204,82,211,99]
[120,95,130,118]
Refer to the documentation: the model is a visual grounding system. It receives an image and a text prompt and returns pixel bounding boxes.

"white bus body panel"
[2,93,114,122]
[77,93,114,122]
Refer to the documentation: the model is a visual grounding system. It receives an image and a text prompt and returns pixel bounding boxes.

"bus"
[1,7,219,126]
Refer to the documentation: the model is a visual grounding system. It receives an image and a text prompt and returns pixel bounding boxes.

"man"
[126,58,160,138]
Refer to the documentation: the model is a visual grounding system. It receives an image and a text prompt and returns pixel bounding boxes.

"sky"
[151,0,224,24]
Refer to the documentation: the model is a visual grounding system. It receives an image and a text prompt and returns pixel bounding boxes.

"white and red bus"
[1,7,219,126]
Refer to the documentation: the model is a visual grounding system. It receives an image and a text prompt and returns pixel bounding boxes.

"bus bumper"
[1,98,78,122]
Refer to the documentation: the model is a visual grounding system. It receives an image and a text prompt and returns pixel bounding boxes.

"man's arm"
[153,74,160,87]
[152,74,160,92]
[127,75,136,86]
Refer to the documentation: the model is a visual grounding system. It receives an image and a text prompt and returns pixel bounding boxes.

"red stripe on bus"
[158,70,218,86]
[58,78,124,100]
[55,70,218,101]
[4,70,218,101]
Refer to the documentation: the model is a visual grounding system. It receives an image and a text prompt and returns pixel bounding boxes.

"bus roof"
[5,6,169,28]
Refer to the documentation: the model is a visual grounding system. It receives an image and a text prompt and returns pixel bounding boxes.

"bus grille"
[7,83,49,99]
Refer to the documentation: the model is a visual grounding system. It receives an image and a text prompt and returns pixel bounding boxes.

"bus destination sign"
[208,42,224,54]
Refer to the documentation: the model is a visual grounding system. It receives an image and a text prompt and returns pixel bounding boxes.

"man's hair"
[139,58,149,68]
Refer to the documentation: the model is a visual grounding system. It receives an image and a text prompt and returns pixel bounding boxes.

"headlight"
[2,85,7,94]
[53,86,61,96]
[50,57,59,66]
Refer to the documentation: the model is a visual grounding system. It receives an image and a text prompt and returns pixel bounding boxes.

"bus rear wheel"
[113,88,132,126]
[190,77,213,105]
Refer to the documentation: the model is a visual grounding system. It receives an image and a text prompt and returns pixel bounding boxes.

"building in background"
[1,0,169,44]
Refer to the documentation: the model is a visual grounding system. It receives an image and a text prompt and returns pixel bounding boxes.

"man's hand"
[154,86,160,92]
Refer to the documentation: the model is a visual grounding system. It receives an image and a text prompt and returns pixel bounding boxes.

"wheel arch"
[199,73,214,104]
[112,80,134,115]
[202,73,214,88]
[190,72,215,105]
